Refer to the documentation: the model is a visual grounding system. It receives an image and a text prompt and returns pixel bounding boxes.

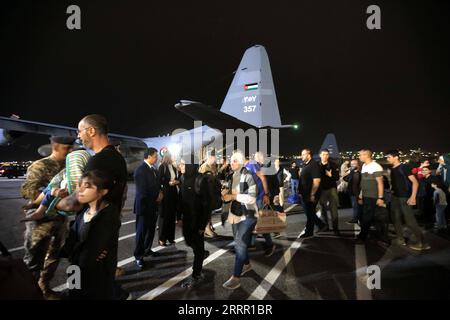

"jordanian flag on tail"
[244,83,258,91]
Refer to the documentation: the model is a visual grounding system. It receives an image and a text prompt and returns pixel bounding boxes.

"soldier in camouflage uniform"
[21,136,74,299]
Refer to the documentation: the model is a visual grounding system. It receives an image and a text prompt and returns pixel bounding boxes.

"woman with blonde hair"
[158,152,180,246]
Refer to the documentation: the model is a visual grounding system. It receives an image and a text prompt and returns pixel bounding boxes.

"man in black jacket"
[318,149,341,235]
[299,149,328,239]
[133,148,163,269]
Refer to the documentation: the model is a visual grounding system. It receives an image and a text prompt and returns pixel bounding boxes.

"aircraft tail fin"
[220,45,283,128]
[319,133,340,158]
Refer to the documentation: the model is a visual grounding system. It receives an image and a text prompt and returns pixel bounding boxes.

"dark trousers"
[300,195,326,234]
[350,195,363,221]
[159,187,177,242]
[134,211,158,259]
[391,195,424,244]
[319,188,339,230]
[184,229,206,277]
[358,197,377,240]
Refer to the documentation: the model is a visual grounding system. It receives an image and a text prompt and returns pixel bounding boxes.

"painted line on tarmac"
[248,231,302,300]
[7,245,25,253]
[353,224,372,300]
[138,248,230,300]
[138,204,298,300]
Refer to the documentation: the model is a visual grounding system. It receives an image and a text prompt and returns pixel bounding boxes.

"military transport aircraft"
[0,45,293,174]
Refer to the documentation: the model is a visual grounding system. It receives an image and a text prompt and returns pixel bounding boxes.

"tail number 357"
[243,105,256,113]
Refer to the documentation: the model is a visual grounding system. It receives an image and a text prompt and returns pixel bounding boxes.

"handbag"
[254,205,287,234]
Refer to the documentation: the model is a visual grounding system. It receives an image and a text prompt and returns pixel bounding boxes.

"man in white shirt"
[356,149,385,243]
[221,151,258,290]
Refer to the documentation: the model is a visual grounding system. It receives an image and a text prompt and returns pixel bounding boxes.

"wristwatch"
[378,197,384,200]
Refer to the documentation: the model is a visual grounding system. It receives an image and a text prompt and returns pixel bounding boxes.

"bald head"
[78,114,109,152]
[254,151,265,164]
[80,114,108,135]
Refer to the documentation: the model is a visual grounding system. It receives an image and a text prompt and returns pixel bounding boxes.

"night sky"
[1,0,449,161]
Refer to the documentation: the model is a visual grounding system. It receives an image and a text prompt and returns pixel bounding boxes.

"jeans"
[350,195,363,221]
[232,215,257,277]
[291,179,299,195]
[358,197,377,240]
[435,204,447,227]
[300,194,326,234]
[319,188,339,230]
[391,195,424,243]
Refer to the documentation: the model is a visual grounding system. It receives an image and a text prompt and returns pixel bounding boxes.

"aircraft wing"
[0,116,147,149]
[175,100,292,131]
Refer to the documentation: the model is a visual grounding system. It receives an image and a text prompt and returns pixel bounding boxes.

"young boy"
[432,180,448,229]
[22,149,91,221]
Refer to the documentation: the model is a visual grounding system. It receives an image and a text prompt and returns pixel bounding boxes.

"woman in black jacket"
[179,157,210,288]
[62,170,120,300]
[158,152,179,246]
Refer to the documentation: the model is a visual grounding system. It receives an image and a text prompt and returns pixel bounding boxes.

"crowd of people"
[13,114,450,298]
[293,148,449,250]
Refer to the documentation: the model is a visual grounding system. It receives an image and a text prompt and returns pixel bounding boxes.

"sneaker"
[273,232,282,239]
[181,274,205,288]
[299,232,314,239]
[241,263,253,276]
[115,267,126,277]
[318,224,329,233]
[204,225,217,238]
[42,289,62,300]
[204,231,216,238]
[136,259,146,270]
[223,277,241,290]
[119,290,132,300]
[392,238,406,246]
[346,219,358,225]
[264,244,276,257]
[144,249,161,257]
[408,243,431,251]
[38,281,62,300]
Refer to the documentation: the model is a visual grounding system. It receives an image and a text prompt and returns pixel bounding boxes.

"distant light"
[293,124,299,130]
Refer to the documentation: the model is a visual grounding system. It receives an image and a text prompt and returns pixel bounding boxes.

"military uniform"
[21,155,67,294]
